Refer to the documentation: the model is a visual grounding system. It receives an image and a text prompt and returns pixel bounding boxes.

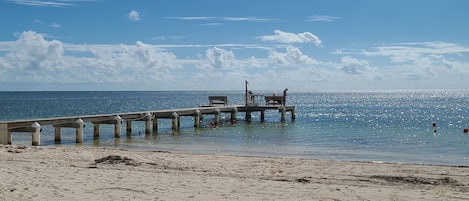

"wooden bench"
[208,96,228,106]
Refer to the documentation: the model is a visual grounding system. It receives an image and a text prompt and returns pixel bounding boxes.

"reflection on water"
[3,90,469,166]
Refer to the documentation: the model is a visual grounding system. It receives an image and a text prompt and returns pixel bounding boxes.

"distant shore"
[1,145,468,200]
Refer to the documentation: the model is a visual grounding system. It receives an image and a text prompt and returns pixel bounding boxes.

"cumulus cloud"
[1,30,64,70]
[0,30,182,85]
[259,30,322,46]
[205,47,235,69]
[340,56,370,74]
[269,46,317,66]
[127,10,140,21]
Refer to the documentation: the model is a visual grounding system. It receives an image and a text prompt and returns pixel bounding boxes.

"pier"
[0,83,295,146]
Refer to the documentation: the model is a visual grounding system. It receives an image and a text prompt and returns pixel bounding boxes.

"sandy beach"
[1,145,468,201]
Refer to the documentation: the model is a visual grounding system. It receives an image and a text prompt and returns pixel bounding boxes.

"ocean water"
[1,90,469,166]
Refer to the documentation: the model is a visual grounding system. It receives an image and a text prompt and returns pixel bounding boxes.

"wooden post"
[260,110,265,122]
[153,118,158,131]
[245,109,252,122]
[54,127,61,143]
[76,119,84,143]
[144,112,152,134]
[0,123,10,145]
[31,122,41,146]
[230,107,237,123]
[291,108,296,120]
[172,112,179,130]
[194,109,201,128]
[214,108,221,125]
[93,123,100,138]
[126,120,132,136]
[114,115,122,138]
[280,106,286,123]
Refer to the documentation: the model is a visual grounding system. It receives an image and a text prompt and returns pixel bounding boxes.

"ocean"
[1,90,469,166]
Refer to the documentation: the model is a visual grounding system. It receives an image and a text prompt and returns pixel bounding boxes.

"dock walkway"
[0,105,295,146]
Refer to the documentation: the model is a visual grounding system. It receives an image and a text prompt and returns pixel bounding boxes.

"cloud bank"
[1,30,469,90]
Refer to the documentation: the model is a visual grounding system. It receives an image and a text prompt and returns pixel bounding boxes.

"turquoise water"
[1,90,469,166]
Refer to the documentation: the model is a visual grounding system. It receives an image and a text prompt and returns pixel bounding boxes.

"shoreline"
[1,145,469,200]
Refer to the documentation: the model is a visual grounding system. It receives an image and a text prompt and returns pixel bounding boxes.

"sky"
[1,0,469,91]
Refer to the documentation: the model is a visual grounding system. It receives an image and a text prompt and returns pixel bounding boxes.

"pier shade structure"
[0,83,295,146]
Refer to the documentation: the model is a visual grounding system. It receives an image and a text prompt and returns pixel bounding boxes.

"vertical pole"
[214,109,221,125]
[7,131,12,145]
[76,119,84,143]
[280,106,286,123]
[245,80,248,106]
[54,127,61,143]
[230,107,237,123]
[260,110,265,122]
[93,123,100,138]
[153,118,158,131]
[31,122,41,146]
[194,110,200,128]
[144,112,152,134]
[114,115,122,138]
[126,120,132,136]
[291,108,296,120]
[0,123,9,145]
[246,110,252,122]
[172,112,179,130]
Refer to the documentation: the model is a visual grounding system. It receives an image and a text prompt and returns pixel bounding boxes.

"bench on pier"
[264,88,288,106]
[264,95,284,105]
[208,96,228,106]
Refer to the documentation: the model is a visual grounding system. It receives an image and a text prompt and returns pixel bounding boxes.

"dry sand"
[1,145,468,201]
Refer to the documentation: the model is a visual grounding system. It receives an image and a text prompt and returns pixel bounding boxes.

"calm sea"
[1,90,469,166]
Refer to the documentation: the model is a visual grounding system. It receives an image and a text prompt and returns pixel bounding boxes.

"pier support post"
[230,107,237,123]
[93,123,100,138]
[214,109,221,125]
[126,120,132,136]
[54,127,61,143]
[0,123,10,145]
[245,107,252,122]
[76,119,84,143]
[194,109,201,128]
[172,112,179,130]
[291,108,296,120]
[144,112,152,134]
[31,122,41,146]
[114,115,122,138]
[153,118,158,131]
[280,106,286,123]
[260,110,265,122]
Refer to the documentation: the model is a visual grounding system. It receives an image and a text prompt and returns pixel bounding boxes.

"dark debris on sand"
[94,155,140,166]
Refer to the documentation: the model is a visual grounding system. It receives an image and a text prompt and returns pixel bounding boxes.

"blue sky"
[1,0,469,91]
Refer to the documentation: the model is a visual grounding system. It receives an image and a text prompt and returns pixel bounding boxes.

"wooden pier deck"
[0,105,295,146]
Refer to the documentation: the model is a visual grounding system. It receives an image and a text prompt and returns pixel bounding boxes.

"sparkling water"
[1,90,469,166]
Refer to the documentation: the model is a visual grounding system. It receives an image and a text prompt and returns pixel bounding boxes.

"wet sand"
[1,145,468,200]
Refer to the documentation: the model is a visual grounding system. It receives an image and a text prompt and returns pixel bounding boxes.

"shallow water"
[2,90,469,166]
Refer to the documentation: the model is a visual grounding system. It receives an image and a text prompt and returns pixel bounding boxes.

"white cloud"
[340,56,370,74]
[1,30,64,70]
[50,22,61,28]
[9,0,95,7]
[127,10,140,21]
[205,47,235,69]
[166,16,279,23]
[151,35,186,41]
[269,46,317,66]
[308,15,340,22]
[259,30,322,46]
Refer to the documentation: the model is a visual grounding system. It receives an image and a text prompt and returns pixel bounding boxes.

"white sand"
[1,145,468,200]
